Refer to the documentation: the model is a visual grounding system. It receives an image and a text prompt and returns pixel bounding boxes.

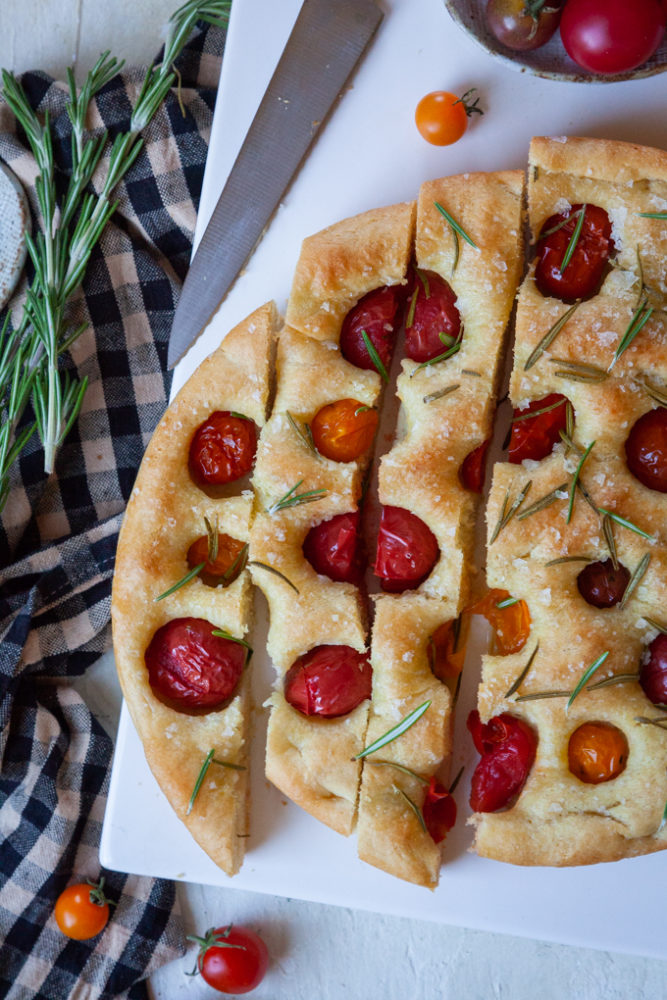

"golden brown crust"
[285,202,416,343]
[111,303,278,875]
[473,137,667,867]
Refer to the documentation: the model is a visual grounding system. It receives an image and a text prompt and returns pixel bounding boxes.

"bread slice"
[112,303,277,875]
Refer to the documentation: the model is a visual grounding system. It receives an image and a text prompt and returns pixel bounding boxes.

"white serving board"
[102,0,667,959]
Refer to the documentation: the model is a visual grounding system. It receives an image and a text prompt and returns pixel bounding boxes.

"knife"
[168,0,383,368]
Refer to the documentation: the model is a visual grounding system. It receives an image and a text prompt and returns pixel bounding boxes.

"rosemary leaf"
[248,560,300,594]
[619,553,651,610]
[506,643,540,698]
[545,555,594,566]
[155,563,204,602]
[411,337,462,376]
[512,397,567,423]
[602,514,619,570]
[268,480,327,514]
[187,749,215,816]
[515,689,570,703]
[394,785,428,834]
[361,330,388,382]
[517,482,568,521]
[497,596,519,609]
[609,299,654,371]
[434,201,478,275]
[355,701,431,759]
[405,287,418,330]
[204,515,219,562]
[489,480,532,544]
[523,301,580,371]
[365,759,428,784]
[423,384,460,405]
[635,716,667,732]
[597,507,655,542]
[286,411,317,456]
[567,651,610,710]
[638,377,667,408]
[586,672,639,692]
[462,369,481,377]
[567,439,595,524]
[645,617,667,635]
[211,629,253,666]
[638,211,667,219]
[415,268,431,297]
[222,542,249,582]
[559,204,587,273]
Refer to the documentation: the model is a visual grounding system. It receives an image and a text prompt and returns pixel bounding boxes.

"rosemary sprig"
[597,507,655,542]
[505,643,539,699]
[434,201,478,275]
[523,302,580,371]
[365,759,429,783]
[355,701,431,759]
[567,651,609,710]
[286,411,317,456]
[567,439,595,524]
[550,357,607,384]
[609,298,654,371]
[155,562,205,602]
[489,480,532,544]
[394,785,428,833]
[511,397,566,423]
[423,383,460,405]
[248,560,299,594]
[637,212,667,219]
[186,747,246,816]
[517,482,568,521]
[637,377,667,408]
[559,204,586,273]
[0,1,231,506]
[267,480,327,514]
[586,672,638,692]
[602,513,618,570]
[361,330,388,382]
[619,553,651,610]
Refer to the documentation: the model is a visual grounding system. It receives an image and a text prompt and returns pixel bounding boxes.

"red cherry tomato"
[535,204,613,302]
[340,285,405,372]
[625,408,667,493]
[405,269,462,364]
[302,510,365,584]
[284,645,372,718]
[640,633,667,705]
[54,878,112,940]
[415,89,482,146]
[568,721,628,784]
[310,399,378,463]
[576,558,630,608]
[486,0,563,51]
[189,411,257,487]
[374,505,439,592]
[467,710,537,812]
[422,777,457,843]
[145,617,246,709]
[560,0,665,75]
[191,924,269,995]
[509,393,570,463]
[459,439,490,493]
[187,533,247,587]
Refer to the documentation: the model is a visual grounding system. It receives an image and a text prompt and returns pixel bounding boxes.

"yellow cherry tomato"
[415,88,483,146]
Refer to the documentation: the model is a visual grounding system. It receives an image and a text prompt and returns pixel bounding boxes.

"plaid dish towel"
[0,18,228,1000]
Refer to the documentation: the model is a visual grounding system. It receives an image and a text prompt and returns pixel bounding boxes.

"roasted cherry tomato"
[560,0,665,75]
[639,633,667,706]
[54,877,113,940]
[340,285,405,373]
[284,644,372,717]
[535,203,613,302]
[145,617,246,709]
[568,721,628,784]
[486,0,563,51]
[467,710,537,812]
[189,411,257,487]
[414,89,483,146]
[187,533,247,588]
[405,269,462,364]
[374,505,439,592]
[459,439,490,494]
[576,558,630,608]
[428,616,470,686]
[422,777,457,843]
[469,588,531,655]
[509,392,570,463]
[190,924,269,995]
[625,408,667,493]
[302,510,365,584]
[310,399,378,463]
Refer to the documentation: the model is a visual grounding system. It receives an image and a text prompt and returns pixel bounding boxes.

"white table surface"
[5,1,667,997]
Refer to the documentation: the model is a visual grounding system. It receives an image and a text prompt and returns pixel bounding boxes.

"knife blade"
[168,0,383,368]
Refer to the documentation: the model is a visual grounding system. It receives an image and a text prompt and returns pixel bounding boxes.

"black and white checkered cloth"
[0,18,228,999]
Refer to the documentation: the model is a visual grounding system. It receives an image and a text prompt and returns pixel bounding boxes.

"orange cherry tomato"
[187,533,247,587]
[469,588,531,655]
[310,399,378,463]
[568,721,628,784]
[414,89,482,146]
[54,878,113,940]
[428,616,470,686]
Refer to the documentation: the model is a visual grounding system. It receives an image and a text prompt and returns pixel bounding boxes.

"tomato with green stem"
[414,89,483,146]
[54,877,114,940]
[486,0,563,51]
[189,924,269,994]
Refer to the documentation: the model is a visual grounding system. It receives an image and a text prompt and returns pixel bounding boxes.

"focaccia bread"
[471,136,667,866]
[112,303,277,875]
[356,171,525,887]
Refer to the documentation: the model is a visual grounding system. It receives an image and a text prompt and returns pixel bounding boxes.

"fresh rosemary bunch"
[0,0,230,510]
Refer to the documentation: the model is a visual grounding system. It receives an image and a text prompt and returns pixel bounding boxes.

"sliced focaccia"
[251,203,416,835]
[471,136,667,867]
[356,171,525,887]
[112,303,277,875]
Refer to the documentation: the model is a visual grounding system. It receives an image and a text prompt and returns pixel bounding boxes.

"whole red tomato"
[560,0,665,75]
[284,644,372,717]
[486,0,563,51]
[190,924,269,995]
[54,877,113,940]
